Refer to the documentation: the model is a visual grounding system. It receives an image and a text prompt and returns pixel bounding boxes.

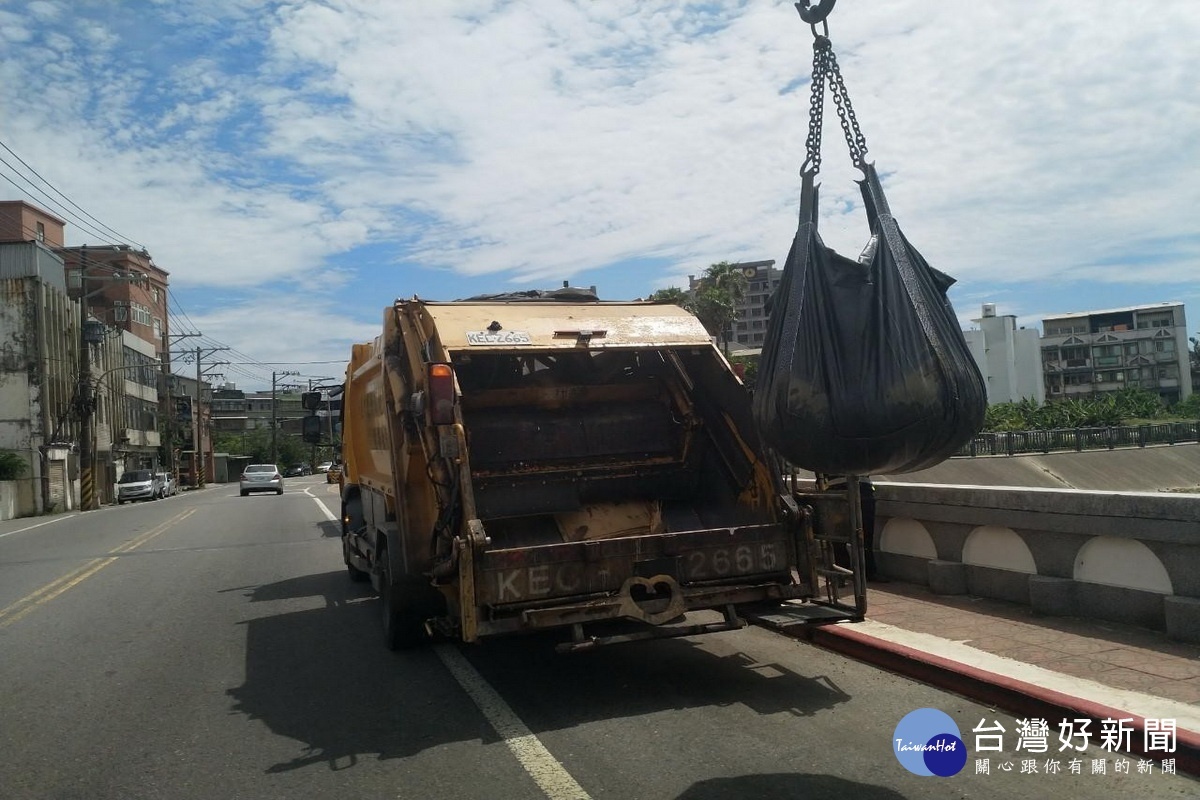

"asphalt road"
[1,479,1196,799]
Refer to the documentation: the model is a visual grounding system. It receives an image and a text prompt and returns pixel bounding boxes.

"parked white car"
[117,469,160,504]
[156,472,176,498]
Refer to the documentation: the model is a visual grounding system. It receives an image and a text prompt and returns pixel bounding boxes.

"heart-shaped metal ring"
[617,574,686,626]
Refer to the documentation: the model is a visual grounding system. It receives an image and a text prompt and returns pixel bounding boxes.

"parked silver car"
[117,469,160,504]
[240,464,284,496]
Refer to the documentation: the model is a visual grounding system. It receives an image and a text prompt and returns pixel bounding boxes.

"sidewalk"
[760,581,1200,774]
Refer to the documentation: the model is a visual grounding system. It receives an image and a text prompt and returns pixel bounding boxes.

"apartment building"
[60,244,171,363]
[688,259,780,350]
[1041,303,1192,404]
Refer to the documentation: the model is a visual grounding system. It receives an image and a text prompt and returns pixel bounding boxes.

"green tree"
[691,261,748,356]
[1174,392,1200,420]
[728,354,759,390]
[213,427,310,466]
[0,451,29,480]
[648,286,694,311]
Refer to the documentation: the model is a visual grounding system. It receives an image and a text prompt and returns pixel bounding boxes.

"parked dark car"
[284,464,312,477]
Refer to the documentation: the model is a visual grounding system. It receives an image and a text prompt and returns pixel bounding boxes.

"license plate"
[682,542,784,581]
[479,527,791,605]
[466,330,532,346]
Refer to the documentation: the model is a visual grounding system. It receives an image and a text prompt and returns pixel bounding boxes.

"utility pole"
[73,246,152,510]
[165,332,199,487]
[189,345,229,488]
[272,370,299,464]
[78,247,94,510]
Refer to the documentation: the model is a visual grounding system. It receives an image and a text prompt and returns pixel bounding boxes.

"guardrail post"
[1106,427,1114,450]
[1138,425,1147,447]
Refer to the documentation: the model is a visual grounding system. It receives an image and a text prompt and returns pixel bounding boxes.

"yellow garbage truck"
[338,290,864,651]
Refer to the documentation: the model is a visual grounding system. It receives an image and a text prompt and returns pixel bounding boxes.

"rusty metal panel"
[423,301,713,350]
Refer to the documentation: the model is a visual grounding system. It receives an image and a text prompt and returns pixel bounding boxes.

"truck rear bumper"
[474,576,811,639]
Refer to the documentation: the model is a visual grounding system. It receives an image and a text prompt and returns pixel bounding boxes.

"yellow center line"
[0,507,196,629]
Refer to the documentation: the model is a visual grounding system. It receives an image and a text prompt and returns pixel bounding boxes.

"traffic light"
[302,415,323,444]
[302,391,322,411]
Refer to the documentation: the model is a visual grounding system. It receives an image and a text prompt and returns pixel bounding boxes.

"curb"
[782,621,1200,777]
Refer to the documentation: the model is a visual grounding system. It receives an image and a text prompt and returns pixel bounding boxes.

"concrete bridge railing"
[874,483,1200,643]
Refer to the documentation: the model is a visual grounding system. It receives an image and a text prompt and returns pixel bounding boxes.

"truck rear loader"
[338,291,865,651]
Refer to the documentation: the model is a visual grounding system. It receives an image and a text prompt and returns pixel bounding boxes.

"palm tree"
[692,261,748,355]
[648,286,694,311]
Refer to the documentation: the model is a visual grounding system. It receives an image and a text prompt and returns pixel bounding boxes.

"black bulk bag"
[752,163,987,475]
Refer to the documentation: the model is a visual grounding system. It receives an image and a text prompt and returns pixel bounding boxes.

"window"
[1154,340,1175,353]
[1061,345,1088,361]
[131,302,152,326]
[36,222,45,242]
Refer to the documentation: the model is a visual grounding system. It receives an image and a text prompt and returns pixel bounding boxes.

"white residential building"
[963,304,1045,405]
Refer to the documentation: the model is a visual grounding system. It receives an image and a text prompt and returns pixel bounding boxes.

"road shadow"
[677,773,907,800]
[225,571,852,774]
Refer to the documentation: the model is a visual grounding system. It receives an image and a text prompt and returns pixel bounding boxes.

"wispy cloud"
[2,0,1198,387]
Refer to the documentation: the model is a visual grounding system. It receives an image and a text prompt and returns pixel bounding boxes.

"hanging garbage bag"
[752,18,986,475]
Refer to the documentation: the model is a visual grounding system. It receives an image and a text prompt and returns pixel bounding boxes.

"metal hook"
[795,0,836,25]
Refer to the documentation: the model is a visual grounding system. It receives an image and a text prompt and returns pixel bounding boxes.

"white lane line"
[304,487,338,521]
[0,514,80,540]
[435,644,591,800]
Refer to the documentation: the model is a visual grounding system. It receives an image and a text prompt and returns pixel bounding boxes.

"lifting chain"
[799,27,869,177]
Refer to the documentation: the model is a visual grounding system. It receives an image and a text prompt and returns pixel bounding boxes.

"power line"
[0,138,146,249]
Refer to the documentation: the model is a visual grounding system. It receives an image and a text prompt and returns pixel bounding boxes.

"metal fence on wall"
[957,422,1200,457]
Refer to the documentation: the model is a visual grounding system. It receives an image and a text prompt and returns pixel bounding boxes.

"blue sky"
[2,0,1198,391]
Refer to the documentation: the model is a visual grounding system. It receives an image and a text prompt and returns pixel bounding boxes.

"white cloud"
[2,0,1199,388]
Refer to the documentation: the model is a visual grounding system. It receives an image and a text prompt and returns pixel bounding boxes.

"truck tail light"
[428,363,456,424]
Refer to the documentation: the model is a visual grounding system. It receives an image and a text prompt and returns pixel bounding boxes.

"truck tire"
[341,494,369,582]
[379,545,440,650]
[343,538,369,583]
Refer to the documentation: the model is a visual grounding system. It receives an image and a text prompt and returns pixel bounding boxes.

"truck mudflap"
[469,521,860,647]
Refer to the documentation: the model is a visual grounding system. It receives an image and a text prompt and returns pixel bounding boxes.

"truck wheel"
[343,538,369,583]
[379,550,439,650]
[342,495,369,582]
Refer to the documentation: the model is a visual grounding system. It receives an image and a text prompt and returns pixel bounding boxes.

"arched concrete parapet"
[879,518,937,559]
[962,525,1036,573]
[1074,536,1173,594]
